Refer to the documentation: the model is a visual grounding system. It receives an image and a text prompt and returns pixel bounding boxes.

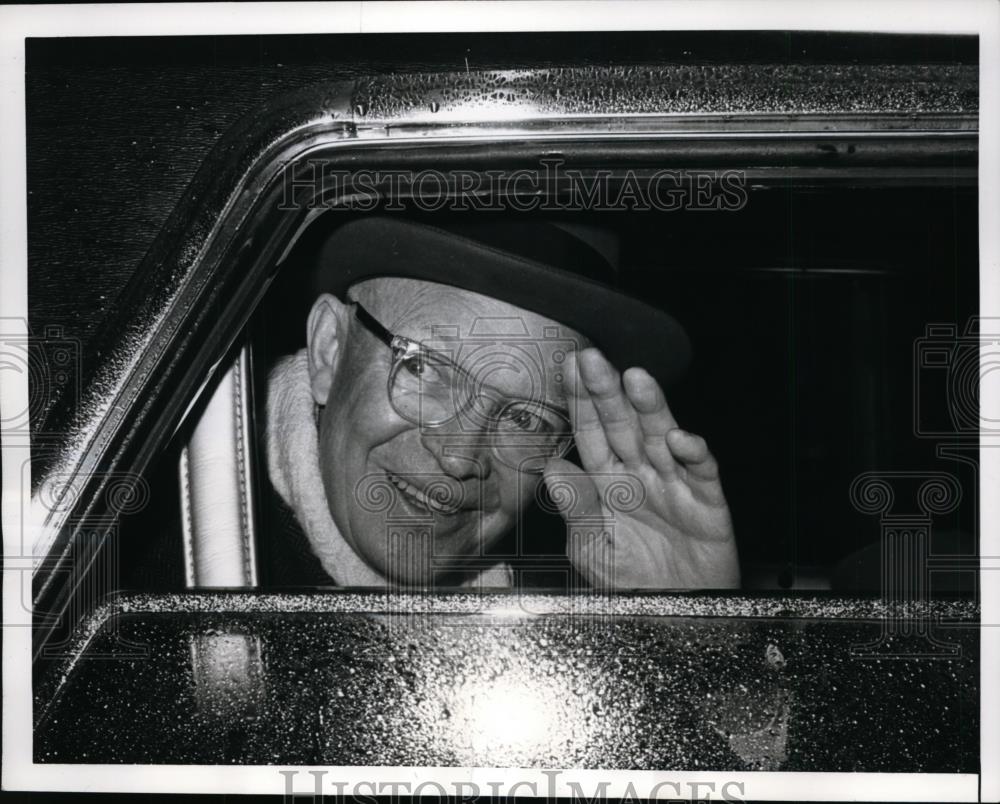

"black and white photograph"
[1,2,998,801]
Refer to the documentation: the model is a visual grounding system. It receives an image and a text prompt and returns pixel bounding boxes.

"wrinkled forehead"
[352,277,590,403]
[353,277,589,348]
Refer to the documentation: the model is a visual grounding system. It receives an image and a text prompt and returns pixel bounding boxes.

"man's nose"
[419,417,494,480]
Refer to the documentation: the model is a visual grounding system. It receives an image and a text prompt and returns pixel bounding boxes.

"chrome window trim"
[179,345,259,589]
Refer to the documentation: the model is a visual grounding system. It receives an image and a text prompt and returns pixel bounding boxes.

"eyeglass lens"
[389,347,571,472]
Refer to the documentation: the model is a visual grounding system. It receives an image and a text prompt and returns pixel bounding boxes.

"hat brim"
[312,216,691,388]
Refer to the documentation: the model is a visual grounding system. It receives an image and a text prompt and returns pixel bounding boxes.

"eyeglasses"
[353,302,573,474]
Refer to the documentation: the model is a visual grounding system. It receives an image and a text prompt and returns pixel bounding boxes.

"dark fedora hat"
[308,215,691,388]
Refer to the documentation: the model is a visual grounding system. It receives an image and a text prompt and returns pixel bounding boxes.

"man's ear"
[306,293,351,406]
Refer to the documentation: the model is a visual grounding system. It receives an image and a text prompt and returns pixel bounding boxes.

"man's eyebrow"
[431,342,571,414]
[511,390,569,417]
[548,395,570,416]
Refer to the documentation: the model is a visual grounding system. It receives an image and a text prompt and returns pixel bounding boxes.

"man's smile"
[385,471,464,515]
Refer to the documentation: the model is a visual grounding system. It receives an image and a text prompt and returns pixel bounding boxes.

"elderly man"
[266,216,738,589]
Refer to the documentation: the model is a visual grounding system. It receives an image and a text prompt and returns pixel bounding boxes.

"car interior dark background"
[24,30,980,772]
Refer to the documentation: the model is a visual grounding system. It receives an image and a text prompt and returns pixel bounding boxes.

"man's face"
[308,278,586,584]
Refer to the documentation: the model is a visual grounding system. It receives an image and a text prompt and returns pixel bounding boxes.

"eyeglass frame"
[351,301,574,474]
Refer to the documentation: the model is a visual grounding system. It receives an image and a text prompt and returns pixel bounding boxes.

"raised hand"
[544,347,739,589]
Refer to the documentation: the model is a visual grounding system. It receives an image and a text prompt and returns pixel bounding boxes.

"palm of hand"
[545,349,739,589]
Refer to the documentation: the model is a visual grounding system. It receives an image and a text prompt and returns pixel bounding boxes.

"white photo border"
[2,1,997,800]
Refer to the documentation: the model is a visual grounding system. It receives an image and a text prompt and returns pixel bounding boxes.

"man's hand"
[544,347,739,589]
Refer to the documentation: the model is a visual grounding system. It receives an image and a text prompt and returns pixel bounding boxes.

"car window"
[107,182,977,600]
[22,35,981,778]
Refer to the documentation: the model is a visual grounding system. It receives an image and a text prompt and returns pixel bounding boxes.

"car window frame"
[29,64,979,659]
